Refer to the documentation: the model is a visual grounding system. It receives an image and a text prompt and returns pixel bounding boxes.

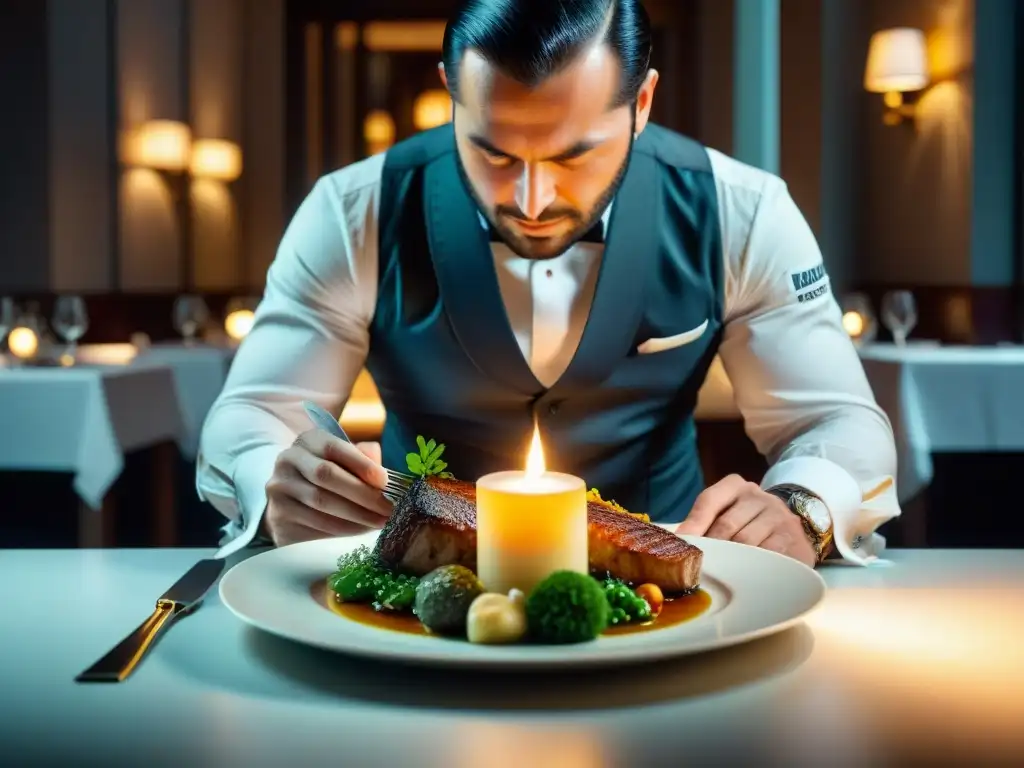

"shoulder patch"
[789,261,830,303]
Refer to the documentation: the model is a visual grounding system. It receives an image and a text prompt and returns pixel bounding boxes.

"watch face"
[797,496,832,534]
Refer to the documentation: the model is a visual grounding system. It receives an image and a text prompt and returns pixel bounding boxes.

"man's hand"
[264,429,393,546]
[675,474,815,567]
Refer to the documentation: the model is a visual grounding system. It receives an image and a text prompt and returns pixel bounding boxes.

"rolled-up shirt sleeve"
[714,161,901,565]
[196,157,382,554]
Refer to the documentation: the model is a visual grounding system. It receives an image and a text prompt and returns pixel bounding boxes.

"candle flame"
[525,423,546,479]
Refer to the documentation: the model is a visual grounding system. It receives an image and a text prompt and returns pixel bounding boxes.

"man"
[198,0,900,567]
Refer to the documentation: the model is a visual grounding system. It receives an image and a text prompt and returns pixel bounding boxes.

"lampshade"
[413,89,452,131]
[190,139,243,181]
[864,28,929,93]
[134,120,192,171]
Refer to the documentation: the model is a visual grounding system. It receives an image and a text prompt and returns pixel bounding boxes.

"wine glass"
[0,297,14,364]
[881,290,918,346]
[52,295,89,361]
[173,295,210,345]
[840,292,877,347]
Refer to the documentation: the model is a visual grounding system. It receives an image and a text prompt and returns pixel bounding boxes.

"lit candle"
[7,326,39,359]
[842,310,865,338]
[224,308,255,341]
[476,425,588,595]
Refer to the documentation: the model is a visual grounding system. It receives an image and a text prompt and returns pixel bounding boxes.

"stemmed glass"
[881,290,917,346]
[0,297,14,363]
[52,295,89,362]
[173,295,210,346]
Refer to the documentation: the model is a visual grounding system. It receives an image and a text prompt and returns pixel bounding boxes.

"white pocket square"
[637,319,709,354]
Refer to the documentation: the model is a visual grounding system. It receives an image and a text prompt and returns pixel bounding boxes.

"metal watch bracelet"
[766,484,834,564]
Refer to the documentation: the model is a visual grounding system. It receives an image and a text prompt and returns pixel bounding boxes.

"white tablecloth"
[860,343,1024,500]
[0,366,185,508]
[4,548,1023,766]
[75,342,236,459]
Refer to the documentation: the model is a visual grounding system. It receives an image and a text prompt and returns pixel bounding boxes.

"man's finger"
[705,497,765,540]
[676,474,747,536]
[357,441,382,466]
[730,508,779,546]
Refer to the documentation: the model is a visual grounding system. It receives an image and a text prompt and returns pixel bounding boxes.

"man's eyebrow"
[468,135,603,162]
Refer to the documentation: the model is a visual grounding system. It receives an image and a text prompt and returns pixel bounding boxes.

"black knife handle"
[75,599,187,683]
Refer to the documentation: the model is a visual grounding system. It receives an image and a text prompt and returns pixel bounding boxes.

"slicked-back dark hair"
[442,0,653,108]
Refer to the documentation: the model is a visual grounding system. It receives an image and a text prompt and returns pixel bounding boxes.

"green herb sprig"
[406,435,453,479]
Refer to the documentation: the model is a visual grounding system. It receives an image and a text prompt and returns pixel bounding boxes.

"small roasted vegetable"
[601,577,652,626]
[634,583,664,617]
[525,571,610,644]
[327,545,418,611]
[414,564,484,635]
[466,592,528,644]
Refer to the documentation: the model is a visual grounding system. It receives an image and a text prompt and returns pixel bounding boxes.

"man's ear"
[438,62,448,90]
[633,68,660,137]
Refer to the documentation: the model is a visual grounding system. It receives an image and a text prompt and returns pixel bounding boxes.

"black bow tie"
[488,220,605,245]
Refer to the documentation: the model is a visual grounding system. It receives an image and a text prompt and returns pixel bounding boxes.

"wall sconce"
[129,120,193,171]
[864,28,929,127]
[364,110,396,155]
[413,89,452,131]
[190,139,243,182]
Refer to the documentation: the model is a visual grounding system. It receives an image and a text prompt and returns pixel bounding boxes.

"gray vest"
[367,123,724,523]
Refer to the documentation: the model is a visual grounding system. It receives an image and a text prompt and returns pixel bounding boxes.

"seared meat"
[586,504,702,592]
[374,476,477,575]
[374,477,702,593]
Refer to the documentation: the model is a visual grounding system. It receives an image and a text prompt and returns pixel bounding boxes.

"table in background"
[0,365,185,547]
[860,343,1024,543]
[77,342,237,458]
[1,546,1020,766]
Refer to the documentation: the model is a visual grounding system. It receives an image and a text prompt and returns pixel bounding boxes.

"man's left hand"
[675,474,816,567]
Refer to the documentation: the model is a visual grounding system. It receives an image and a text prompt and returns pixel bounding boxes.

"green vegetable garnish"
[525,571,610,644]
[327,545,419,612]
[601,577,652,626]
[414,564,484,635]
[406,435,453,479]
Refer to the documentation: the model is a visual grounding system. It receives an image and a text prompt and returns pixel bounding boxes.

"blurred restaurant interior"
[0,0,1021,552]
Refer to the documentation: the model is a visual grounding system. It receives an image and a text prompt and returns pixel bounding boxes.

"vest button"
[548,402,560,415]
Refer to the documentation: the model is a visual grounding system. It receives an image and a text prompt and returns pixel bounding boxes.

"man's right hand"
[263,429,393,546]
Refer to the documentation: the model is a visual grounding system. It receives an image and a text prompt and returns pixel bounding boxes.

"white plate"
[219,528,826,670]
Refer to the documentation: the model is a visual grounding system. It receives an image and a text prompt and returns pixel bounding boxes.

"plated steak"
[374,477,702,593]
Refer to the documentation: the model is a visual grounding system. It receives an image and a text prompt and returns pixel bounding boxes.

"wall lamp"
[864,27,929,127]
[125,120,243,182]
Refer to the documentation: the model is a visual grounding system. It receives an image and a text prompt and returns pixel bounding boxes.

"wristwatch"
[766,484,834,565]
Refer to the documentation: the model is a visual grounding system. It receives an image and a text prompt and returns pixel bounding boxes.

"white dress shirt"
[198,146,901,564]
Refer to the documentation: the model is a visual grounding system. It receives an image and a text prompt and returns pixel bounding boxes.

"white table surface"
[859,343,1024,501]
[0,365,184,508]
[1,547,1021,767]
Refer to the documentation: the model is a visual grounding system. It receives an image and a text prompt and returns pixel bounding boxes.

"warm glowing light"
[864,28,929,93]
[75,343,138,365]
[477,423,587,593]
[190,139,243,181]
[413,89,452,131]
[525,423,545,479]
[7,326,39,359]
[883,91,903,109]
[842,311,865,337]
[224,309,255,341]
[132,120,192,171]
[363,110,395,155]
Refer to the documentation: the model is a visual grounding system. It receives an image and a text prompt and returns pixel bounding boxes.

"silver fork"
[302,400,415,504]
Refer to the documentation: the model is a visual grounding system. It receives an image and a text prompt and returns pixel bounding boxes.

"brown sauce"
[311,579,711,640]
